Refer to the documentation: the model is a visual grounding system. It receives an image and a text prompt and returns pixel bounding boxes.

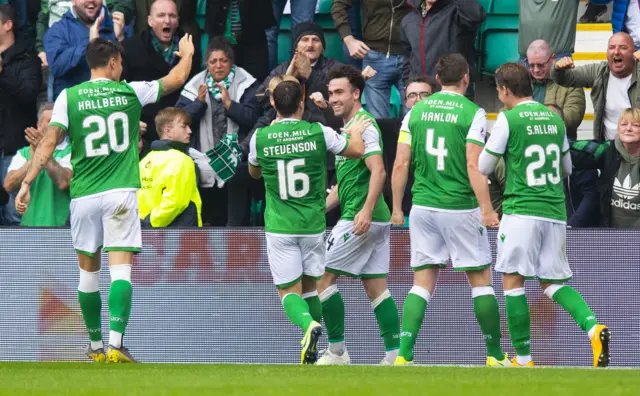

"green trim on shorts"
[538,276,573,284]
[360,273,388,279]
[302,274,322,281]
[75,246,102,257]
[454,263,492,272]
[500,272,537,281]
[103,247,141,253]
[412,263,447,272]
[276,275,303,289]
[325,267,359,278]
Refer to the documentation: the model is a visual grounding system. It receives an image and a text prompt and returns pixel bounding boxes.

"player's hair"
[436,54,469,86]
[407,75,436,92]
[206,36,235,64]
[618,107,640,126]
[494,62,533,98]
[267,74,299,96]
[0,4,17,31]
[86,38,124,70]
[546,104,564,121]
[273,80,303,117]
[328,65,365,99]
[155,107,192,137]
[38,103,54,120]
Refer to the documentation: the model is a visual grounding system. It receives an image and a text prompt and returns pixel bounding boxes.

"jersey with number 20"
[49,78,162,199]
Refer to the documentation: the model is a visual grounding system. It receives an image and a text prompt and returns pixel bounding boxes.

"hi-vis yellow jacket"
[138,141,203,227]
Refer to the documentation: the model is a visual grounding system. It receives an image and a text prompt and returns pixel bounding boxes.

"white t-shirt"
[604,73,632,141]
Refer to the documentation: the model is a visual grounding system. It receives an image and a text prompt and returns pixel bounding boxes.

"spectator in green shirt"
[3,103,73,226]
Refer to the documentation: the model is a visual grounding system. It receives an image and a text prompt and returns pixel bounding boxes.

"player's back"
[501,101,568,222]
[255,119,330,235]
[406,91,484,210]
[59,79,145,199]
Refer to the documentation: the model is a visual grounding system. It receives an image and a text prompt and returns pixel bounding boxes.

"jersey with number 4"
[50,78,162,199]
[399,90,487,210]
[484,101,569,222]
[249,119,347,235]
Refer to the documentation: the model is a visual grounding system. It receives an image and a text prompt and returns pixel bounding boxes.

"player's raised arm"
[479,112,510,176]
[159,34,195,98]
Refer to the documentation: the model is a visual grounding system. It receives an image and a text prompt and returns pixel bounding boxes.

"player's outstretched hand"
[345,114,372,136]
[390,209,405,226]
[309,92,328,110]
[555,57,574,70]
[353,209,372,235]
[175,34,195,59]
[482,210,500,228]
[15,183,31,215]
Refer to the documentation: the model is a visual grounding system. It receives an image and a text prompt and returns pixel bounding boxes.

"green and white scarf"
[205,66,236,102]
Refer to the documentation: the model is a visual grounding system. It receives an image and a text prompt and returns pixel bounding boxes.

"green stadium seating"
[491,0,519,15]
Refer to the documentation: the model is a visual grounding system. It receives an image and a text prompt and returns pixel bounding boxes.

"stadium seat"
[478,0,492,12]
[482,30,519,73]
[317,0,333,14]
[491,0,519,15]
[477,14,519,75]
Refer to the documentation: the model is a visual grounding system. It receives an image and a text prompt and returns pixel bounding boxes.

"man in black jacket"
[122,0,201,146]
[205,0,276,82]
[400,0,484,98]
[0,4,42,225]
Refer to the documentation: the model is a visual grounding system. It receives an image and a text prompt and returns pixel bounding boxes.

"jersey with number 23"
[484,101,569,222]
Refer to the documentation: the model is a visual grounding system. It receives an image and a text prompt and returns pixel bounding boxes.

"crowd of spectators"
[0,0,638,230]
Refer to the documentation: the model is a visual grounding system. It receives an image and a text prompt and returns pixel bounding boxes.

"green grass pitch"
[1,363,639,395]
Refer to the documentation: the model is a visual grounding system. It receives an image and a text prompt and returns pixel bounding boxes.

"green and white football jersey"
[335,109,390,222]
[484,101,569,222]
[49,78,162,199]
[399,90,487,210]
[249,118,348,235]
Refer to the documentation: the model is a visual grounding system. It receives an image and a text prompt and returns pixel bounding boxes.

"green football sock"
[303,293,322,324]
[548,285,598,332]
[373,293,400,351]
[321,289,345,343]
[398,286,430,362]
[108,280,132,334]
[78,291,102,342]
[505,291,531,357]
[472,287,504,360]
[282,293,313,332]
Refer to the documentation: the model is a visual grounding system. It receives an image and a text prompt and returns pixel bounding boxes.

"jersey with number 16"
[49,78,161,199]
[249,119,347,235]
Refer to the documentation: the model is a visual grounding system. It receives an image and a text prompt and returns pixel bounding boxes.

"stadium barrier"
[0,228,638,366]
